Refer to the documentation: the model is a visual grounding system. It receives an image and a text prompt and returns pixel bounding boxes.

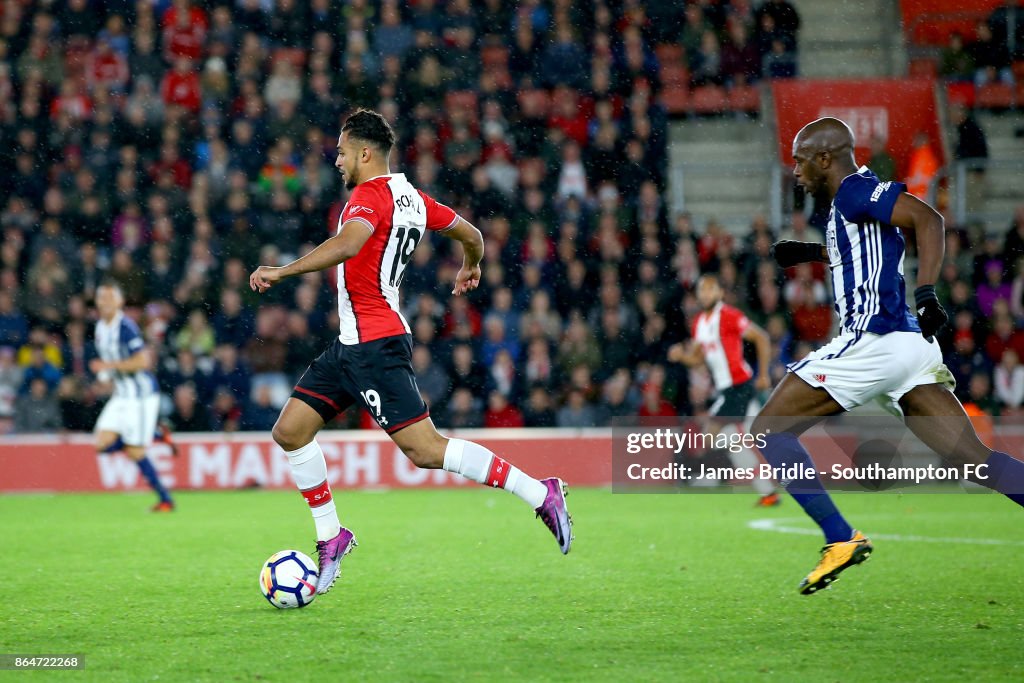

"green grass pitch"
[3,488,1023,682]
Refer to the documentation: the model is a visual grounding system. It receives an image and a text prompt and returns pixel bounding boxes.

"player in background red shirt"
[250,110,573,596]
[668,274,780,506]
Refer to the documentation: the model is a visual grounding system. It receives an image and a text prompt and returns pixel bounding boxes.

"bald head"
[794,117,855,157]
[791,117,858,198]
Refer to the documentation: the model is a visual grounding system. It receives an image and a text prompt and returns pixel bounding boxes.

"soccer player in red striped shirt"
[249,110,572,596]
[668,274,779,506]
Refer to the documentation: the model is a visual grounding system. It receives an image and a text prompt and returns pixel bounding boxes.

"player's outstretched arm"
[442,217,484,296]
[770,240,828,268]
[667,341,703,367]
[89,348,152,374]
[888,193,948,338]
[249,221,372,293]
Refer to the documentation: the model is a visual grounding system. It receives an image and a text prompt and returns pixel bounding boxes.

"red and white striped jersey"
[692,302,753,391]
[336,173,458,345]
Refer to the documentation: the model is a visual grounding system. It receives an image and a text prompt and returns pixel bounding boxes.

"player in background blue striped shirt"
[752,117,1024,594]
[91,282,175,512]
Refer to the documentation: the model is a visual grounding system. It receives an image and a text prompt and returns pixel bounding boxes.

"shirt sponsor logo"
[870,181,892,203]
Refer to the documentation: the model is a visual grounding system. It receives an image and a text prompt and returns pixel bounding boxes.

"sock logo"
[301,480,333,508]
[487,456,511,489]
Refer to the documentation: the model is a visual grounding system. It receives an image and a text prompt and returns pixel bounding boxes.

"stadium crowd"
[0,0,1022,437]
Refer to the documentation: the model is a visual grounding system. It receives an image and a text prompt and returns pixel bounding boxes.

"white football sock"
[720,424,775,495]
[285,440,341,542]
[442,438,548,508]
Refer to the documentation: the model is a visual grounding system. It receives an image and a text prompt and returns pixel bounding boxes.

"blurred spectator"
[540,25,588,89]
[977,260,1012,317]
[905,131,940,201]
[556,388,598,428]
[763,37,797,79]
[56,376,101,432]
[722,22,762,85]
[1010,255,1024,322]
[440,387,483,429]
[0,291,28,349]
[868,133,897,183]
[969,20,1014,88]
[951,102,989,161]
[20,345,61,395]
[637,382,676,418]
[756,0,801,48]
[242,384,280,431]
[169,382,212,431]
[412,344,450,408]
[484,391,525,428]
[691,31,724,87]
[988,0,1024,60]
[210,388,243,432]
[14,377,61,433]
[1003,205,1024,267]
[994,349,1024,412]
[0,347,22,421]
[986,312,1024,363]
[967,371,1001,416]
[522,385,557,427]
[174,309,217,357]
[939,31,975,81]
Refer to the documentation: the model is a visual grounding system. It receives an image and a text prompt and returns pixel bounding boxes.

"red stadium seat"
[690,85,728,115]
[1013,60,1024,82]
[976,83,1014,110]
[659,63,689,89]
[654,43,685,68]
[728,84,760,113]
[908,58,938,80]
[945,81,975,108]
[660,85,689,114]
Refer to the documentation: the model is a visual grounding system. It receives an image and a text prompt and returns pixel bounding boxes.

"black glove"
[770,240,826,268]
[914,285,948,340]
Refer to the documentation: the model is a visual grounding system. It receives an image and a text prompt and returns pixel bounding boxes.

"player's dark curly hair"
[341,109,396,154]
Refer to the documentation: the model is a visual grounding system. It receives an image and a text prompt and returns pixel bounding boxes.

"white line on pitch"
[748,517,1024,547]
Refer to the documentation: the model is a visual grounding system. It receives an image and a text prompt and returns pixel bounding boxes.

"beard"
[346,177,356,190]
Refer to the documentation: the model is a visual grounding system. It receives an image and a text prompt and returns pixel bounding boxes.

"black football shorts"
[292,334,429,434]
[708,379,756,419]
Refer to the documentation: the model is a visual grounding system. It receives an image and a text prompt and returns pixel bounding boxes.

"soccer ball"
[259,550,318,609]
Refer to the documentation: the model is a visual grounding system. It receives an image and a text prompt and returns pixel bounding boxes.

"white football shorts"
[95,394,161,447]
[788,330,955,416]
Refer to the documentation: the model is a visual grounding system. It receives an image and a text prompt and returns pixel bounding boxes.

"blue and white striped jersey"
[825,166,920,335]
[94,312,159,398]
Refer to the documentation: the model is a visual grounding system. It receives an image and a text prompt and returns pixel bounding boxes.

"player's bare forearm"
[93,350,150,373]
[445,218,484,267]
[889,193,945,286]
[668,341,703,367]
[912,213,944,286]
[444,218,484,295]
[251,222,370,292]
[281,233,358,277]
[745,324,772,387]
